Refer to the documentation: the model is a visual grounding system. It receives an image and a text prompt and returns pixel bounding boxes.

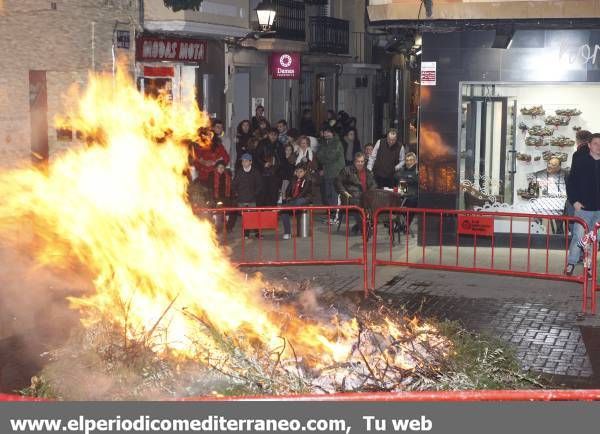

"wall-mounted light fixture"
[256,1,277,32]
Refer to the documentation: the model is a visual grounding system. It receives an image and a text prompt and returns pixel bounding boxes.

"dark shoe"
[565,264,575,276]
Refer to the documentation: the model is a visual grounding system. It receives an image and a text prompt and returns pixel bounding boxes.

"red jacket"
[194,143,230,182]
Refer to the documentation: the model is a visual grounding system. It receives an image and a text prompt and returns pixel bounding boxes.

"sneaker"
[282,234,291,240]
[565,264,575,276]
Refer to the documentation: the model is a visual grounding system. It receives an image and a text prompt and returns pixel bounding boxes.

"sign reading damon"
[270,52,301,80]
[136,36,207,62]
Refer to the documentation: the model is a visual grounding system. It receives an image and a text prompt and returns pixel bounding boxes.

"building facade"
[0,0,138,168]
[367,0,600,216]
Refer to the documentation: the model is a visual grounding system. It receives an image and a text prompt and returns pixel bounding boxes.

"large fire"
[0,69,449,395]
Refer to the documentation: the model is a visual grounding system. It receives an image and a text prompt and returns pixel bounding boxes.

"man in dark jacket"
[255,128,281,206]
[394,152,418,208]
[317,126,345,207]
[232,153,263,238]
[335,152,376,233]
[367,128,405,188]
[565,133,600,275]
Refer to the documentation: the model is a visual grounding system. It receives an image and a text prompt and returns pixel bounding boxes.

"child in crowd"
[280,163,312,239]
[208,160,234,233]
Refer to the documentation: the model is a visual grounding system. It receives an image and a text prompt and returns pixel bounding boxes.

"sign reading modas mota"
[136,36,207,62]
[270,52,300,79]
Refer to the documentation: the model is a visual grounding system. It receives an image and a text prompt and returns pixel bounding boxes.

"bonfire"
[2,67,547,400]
[0,67,464,399]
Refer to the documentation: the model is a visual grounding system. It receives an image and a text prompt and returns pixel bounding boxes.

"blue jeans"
[281,197,310,235]
[320,178,338,206]
[568,209,600,264]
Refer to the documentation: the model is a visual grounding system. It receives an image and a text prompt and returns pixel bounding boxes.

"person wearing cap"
[232,153,263,238]
[208,160,234,233]
[316,125,345,207]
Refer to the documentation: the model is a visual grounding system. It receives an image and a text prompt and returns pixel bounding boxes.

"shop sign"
[421,62,436,86]
[270,52,300,79]
[458,216,494,237]
[136,36,207,62]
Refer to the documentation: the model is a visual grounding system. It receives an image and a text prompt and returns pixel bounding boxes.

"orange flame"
[0,67,447,370]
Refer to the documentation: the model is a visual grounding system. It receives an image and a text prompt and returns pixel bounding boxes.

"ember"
[0,67,451,398]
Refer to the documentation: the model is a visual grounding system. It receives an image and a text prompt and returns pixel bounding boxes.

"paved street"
[242,218,600,387]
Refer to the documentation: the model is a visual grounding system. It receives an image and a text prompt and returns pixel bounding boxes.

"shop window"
[458,82,599,234]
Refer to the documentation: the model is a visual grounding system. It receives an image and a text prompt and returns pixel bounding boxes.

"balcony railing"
[308,16,349,55]
[262,0,306,41]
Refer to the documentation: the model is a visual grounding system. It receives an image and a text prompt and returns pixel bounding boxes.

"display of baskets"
[549,136,575,147]
[520,106,545,116]
[555,108,582,117]
[528,125,554,137]
[545,115,570,127]
[525,136,545,147]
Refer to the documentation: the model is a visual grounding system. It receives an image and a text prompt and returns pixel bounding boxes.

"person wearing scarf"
[280,163,312,239]
[208,160,234,233]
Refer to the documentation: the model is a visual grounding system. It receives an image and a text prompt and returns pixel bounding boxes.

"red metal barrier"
[193,205,369,294]
[372,208,592,313]
[592,222,600,314]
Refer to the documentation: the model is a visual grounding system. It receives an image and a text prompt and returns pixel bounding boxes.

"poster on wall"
[252,97,265,115]
[421,62,436,86]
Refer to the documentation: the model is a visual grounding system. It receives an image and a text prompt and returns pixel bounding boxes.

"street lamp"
[255,1,276,32]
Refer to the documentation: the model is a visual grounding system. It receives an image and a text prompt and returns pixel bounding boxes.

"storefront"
[418,28,600,229]
[135,34,225,118]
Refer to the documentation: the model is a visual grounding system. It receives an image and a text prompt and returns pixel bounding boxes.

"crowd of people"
[187,106,418,239]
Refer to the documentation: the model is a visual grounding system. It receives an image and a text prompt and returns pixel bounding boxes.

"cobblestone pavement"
[253,264,600,385]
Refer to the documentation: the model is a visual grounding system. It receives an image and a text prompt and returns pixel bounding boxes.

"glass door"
[459,95,517,210]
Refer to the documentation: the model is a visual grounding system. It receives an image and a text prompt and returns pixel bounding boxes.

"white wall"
[500,84,600,209]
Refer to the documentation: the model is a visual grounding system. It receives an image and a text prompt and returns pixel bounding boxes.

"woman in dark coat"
[235,120,252,170]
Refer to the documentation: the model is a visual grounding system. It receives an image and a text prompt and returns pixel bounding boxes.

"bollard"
[297,210,310,238]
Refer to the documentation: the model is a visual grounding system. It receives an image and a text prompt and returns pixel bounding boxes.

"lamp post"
[255,1,276,32]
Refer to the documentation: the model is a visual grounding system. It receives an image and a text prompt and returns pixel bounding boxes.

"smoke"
[0,239,93,393]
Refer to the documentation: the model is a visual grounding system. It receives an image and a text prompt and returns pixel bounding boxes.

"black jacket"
[372,140,404,179]
[255,138,280,177]
[285,176,312,203]
[394,165,418,198]
[232,167,263,203]
[335,165,377,200]
[567,151,600,211]
[571,145,589,166]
